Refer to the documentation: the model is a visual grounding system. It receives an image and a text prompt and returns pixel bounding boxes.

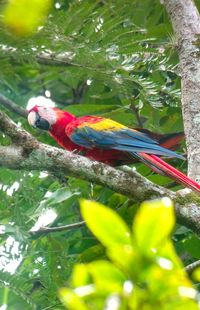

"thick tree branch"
[1,110,200,234]
[0,144,170,200]
[0,94,27,118]
[0,110,37,147]
[163,0,200,183]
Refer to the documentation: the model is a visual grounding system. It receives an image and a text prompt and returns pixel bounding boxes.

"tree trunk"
[163,0,200,182]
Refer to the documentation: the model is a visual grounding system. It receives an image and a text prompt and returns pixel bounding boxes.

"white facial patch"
[37,107,57,126]
[28,111,37,126]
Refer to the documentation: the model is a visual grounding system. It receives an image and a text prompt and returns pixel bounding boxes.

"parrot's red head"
[27,105,75,131]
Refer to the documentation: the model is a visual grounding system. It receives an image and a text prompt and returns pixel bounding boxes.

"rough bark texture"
[163,0,200,182]
[1,110,200,234]
[0,144,170,201]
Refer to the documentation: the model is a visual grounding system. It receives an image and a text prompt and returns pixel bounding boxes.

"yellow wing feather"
[78,118,126,132]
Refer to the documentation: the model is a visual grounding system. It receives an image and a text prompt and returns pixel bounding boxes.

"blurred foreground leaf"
[3,0,52,36]
[59,199,199,310]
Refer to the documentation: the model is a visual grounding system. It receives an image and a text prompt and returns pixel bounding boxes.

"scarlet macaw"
[27,105,200,194]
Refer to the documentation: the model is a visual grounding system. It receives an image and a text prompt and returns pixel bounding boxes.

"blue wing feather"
[70,126,184,159]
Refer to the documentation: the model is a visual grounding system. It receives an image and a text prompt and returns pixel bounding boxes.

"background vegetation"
[0,0,200,309]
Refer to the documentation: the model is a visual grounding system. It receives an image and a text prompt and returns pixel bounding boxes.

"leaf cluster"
[60,198,200,310]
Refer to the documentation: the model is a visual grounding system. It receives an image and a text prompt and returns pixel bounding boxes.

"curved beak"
[28,111,50,131]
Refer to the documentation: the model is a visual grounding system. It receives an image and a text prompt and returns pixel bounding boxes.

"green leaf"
[78,244,106,263]
[72,264,92,288]
[88,260,126,293]
[133,197,175,255]
[59,288,88,310]
[107,244,136,274]
[40,188,80,208]
[3,0,52,36]
[66,104,118,116]
[183,235,200,259]
[80,200,132,248]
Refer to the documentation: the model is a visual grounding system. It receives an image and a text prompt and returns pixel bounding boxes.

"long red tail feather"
[138,152,200,194]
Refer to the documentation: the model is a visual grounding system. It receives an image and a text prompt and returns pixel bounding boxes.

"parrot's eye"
[35,118,41,127]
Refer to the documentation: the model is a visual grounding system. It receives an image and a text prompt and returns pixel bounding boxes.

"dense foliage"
[0,0,200,309]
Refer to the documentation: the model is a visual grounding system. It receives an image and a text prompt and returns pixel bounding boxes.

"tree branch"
[0,110,37,147]
[162,0,200,183]
[29,221,85,237]
[36,52,73,67]
[0,47,73,67]
[130,99,143,128]
[0,143,170,200]
[0,94,27,118]
[185,259,200,275]
[1,110,200,234]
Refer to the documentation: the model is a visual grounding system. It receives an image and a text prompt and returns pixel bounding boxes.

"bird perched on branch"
[27,105,200,194]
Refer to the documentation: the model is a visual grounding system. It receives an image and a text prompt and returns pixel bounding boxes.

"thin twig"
[42,303,62,310]
[130,100,143,128]
[185,260,200,275]
[29,221,85,237]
